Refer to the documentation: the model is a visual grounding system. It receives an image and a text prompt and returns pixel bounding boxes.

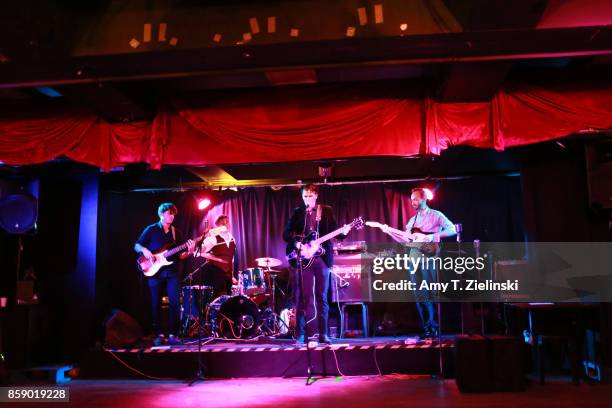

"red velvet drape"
[1,82,611,170]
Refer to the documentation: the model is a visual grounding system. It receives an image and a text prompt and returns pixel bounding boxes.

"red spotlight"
[423,188,434,201]
[198,198,211,210]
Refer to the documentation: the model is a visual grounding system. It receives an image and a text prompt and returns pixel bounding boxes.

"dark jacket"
[283,204,347,268]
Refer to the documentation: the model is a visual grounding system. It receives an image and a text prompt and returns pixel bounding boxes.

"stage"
[81,336,456,379]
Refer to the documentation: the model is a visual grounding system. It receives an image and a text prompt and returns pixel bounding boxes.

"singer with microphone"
[283,184,350,344]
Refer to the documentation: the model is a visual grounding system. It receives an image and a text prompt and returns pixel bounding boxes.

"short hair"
[301,184,319,194]
[158,202,177,216]
[215,214,229,226]
[411,188,428,200]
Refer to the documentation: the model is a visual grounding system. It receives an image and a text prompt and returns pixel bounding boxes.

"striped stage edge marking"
[106,340,454,354]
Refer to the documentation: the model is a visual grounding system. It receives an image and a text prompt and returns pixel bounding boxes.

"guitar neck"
[164,234,204,257]
[312,227,346,247]
[385,226,407,236]
[164,242,188,257]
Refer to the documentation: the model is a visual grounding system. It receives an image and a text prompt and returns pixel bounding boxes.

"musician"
[384,188,456,338]
[200,214,237,297]
[283,184,351,344]
[134,202,195,346]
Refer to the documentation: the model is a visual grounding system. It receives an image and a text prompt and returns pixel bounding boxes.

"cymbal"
[255,257,282,267]
[264,269,282,274]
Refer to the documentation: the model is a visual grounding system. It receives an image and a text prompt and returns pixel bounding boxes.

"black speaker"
[455,335,526,393]
[104,310,143,349]
[0,194,38,234]
[455,335,493,392]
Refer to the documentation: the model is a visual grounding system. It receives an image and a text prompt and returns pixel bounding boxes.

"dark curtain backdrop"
[96,175,523,334]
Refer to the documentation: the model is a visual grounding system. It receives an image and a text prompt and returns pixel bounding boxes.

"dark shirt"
[283,204,346,268]
[136,222,184,275]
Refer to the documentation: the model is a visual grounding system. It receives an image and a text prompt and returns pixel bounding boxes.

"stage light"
[198,198,211,210]
[423,188,434,200]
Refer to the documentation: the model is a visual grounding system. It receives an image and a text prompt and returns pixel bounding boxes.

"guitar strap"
[171,226,176,242]
[409,210,420,233]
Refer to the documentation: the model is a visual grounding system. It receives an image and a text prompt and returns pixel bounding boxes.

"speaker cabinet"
[331,253,371,302]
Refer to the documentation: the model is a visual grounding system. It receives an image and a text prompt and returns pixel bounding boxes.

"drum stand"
[181,266,207,338]
[260,269,284,336]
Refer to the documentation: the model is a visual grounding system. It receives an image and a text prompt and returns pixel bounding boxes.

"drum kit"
[180,256,292,339]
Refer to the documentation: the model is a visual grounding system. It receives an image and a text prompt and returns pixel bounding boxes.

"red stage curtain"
[1,83,611,170]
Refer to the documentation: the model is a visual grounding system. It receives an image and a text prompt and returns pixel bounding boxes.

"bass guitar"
[365,221,439,256]
[287,217,364,269]
[138,226,227,277]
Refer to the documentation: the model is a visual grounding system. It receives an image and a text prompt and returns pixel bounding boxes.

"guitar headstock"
[350,217,365,230]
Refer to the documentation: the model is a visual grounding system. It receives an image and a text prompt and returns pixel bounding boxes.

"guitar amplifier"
[334,240,367,254]
[331,253,371,302]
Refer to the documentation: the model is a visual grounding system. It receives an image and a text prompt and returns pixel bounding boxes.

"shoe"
[419,328,432,340]
[429,326,439,339]
[153,335,165,346]
[168,334,182,346]
[318,334,332,344]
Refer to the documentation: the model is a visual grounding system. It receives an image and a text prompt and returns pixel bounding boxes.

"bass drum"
[207,295,261,339]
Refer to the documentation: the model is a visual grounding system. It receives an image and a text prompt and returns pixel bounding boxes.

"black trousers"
[291,257,330,338]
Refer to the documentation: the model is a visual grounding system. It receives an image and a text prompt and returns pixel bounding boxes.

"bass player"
[134,202,195,346]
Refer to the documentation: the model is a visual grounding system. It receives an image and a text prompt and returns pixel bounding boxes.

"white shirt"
[406,207,456,240]
[202,231,235,253]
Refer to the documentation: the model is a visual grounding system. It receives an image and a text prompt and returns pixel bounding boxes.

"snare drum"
[206,295,260,339]
[239,267,267,295]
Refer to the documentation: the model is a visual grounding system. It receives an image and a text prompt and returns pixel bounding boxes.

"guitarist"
[384,188,456,339]
[134,203,195,346]
[283,184,351,344]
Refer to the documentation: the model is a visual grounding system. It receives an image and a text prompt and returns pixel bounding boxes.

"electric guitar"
[287,217,364,269]
[365,221,439,256]
[137,226,227,277]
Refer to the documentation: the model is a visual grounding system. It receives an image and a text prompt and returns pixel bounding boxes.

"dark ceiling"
[0,0,610,187]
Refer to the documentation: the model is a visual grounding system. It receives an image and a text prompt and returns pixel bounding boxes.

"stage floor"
[14,376,611,408]
[82,336,456,379]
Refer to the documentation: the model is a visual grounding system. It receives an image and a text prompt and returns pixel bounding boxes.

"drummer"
[199,214,238,298]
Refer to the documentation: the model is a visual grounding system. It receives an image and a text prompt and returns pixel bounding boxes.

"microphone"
[455,223,462,243]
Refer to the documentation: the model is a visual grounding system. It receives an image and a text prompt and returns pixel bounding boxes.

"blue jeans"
[148,269,180,336]
[409,254,438,333]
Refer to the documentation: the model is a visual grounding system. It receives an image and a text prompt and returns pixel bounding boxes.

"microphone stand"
[295,242,316,385]
[455,224,464,335]
[187,248,208,386]
[474,240,485,336]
